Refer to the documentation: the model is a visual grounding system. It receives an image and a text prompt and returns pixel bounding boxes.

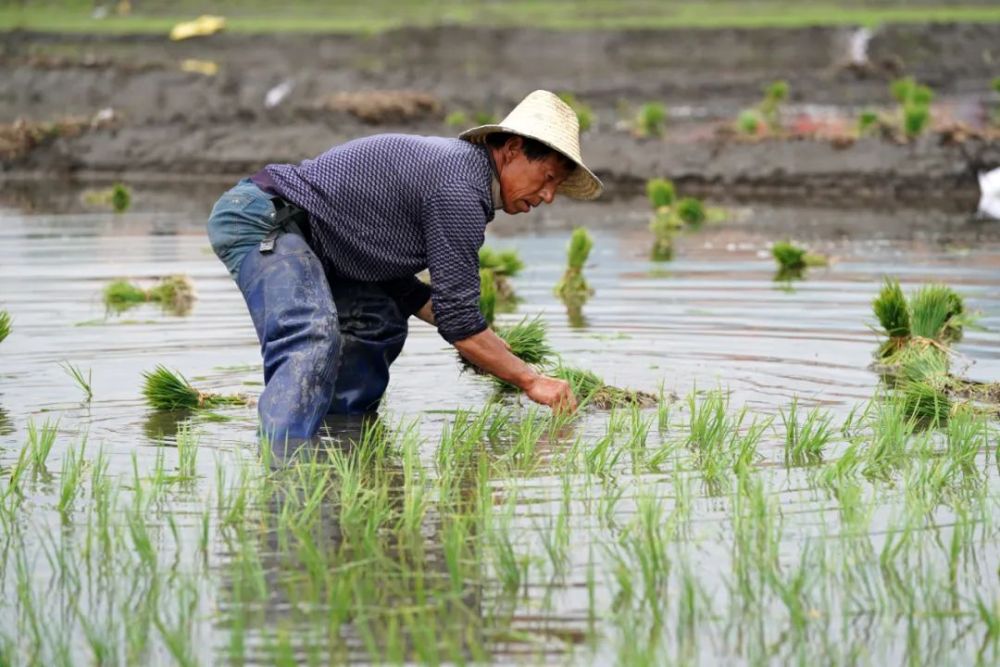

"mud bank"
[2,24,999,207]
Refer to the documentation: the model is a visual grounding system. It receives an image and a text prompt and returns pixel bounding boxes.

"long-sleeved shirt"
[259,134,496,343]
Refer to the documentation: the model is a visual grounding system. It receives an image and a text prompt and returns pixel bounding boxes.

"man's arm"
[414,298,436,326]
[453,328,577,412]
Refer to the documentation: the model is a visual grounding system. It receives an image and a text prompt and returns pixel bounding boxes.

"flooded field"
[1,197,999,665]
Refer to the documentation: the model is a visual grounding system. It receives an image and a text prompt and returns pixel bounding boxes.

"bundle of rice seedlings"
[0,309,10,343]
[634,102,667,138]
[479,268,496,326]
[111,183,131,213]
[909,283,967,343]
[496,316,553,365]
[142,365,248,411]
[554,227,595,303]
[478,247,524,277]
[737,109,762,135]
[146,275,196,313]
[103,275,196,314]
[646,178,676,210]
[873,278,911,341]
[857,109,881,135]
[771,241,827,278]
[898,378,951,426]
[759,80,789,131]
[461,316,554,373]
[675,197,707,225]
[553,365,657,410]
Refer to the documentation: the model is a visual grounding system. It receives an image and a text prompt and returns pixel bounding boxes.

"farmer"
[207,90,603,446]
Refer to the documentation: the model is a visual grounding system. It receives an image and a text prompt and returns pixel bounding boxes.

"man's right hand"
[525,375,577,413]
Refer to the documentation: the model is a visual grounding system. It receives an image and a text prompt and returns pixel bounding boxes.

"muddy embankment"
[1,23,999,211]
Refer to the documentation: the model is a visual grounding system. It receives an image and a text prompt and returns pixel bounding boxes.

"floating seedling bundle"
[142,365,250,412]
[552,365,657,410]
[646,178,719,261]
[104,275,196,314]
[555,227,595,304]
[771,240,828,279]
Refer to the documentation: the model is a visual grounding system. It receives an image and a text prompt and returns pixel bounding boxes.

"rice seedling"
[737,109,761,135]
[634,102,667,138]
[554,365,657,409]
[771,240,828,278]
[759,80,789,131]
[25,419,58,474]
[554,227,595,304]
[111,183,131,213]
[872,279,972,366]
[873,278,911,353]
[0,309,10,343]
[494,316,554,365]
[646,178,676,209]
[909,283,967,343]
[675,197,707,226]
[779,398,835,465]
[898,377,951,427]
[141,365,248,411]
[57,443,87,520]
[478,246,523,277]
[104,275,196,314]
[890,77,934,139]
[478,268,496,326]
[858,109,880,135]
[558,92,594,132]
[59,361,92,401]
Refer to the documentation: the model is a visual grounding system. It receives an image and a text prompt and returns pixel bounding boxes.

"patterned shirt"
[261,134,496,343]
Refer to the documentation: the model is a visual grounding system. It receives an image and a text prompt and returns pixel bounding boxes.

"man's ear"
[505,135,524,158]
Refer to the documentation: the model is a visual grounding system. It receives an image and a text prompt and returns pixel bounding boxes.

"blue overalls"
[207,178,408,450]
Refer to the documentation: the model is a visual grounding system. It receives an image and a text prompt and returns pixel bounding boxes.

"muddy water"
[1,199,999,664]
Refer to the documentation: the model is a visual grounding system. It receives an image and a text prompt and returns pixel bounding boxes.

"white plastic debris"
[978,167,1000,220]
[848,27,873,65]
[265,79,295,109]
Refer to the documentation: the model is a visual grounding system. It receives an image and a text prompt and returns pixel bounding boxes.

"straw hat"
[459,90,603,200]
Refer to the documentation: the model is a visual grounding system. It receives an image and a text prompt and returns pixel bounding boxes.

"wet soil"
[2,23,999,206]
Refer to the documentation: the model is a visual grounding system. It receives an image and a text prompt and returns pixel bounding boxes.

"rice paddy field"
[0,198,999,665]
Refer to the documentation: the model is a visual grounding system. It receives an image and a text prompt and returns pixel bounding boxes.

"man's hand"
[525,375,577,413]
[453,328,576,413]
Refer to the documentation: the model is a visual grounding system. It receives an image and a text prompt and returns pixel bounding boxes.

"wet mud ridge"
[1,24,999,208]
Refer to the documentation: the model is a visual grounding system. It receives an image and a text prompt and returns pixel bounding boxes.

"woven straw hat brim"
[461,124,602,201]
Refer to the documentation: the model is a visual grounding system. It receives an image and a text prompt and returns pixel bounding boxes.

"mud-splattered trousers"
[207,178,408,445]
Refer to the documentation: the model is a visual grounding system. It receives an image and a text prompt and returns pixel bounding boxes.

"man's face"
[498,139,572,215]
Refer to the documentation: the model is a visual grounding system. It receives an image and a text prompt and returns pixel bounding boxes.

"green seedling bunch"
[0,309,10,343]
[444,110,468,128]
[555,227,595,303]
[478,246,524,277]
[495,316,553,365]
[553,365,657,409]
[646,178,676,210]
[634,102,667,138]
[104,275,196,314]
[872,278,970,360]
[737,109,762,135]
[858,109,880,135]
[759,80,789,131]
[142,365,249,411]
[82,183,132,213]
[771,240,828,279]
[675,197,707,225]
[479,268,496,326]
[890,77,933,139]
[558,92,594,132]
